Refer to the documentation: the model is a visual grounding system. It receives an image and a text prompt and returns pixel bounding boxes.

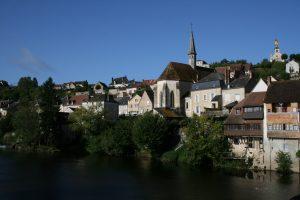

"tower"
[188,30,197,69]
[269,38,283,62]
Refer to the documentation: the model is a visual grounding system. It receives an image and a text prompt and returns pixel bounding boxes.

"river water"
[0,151,299,200]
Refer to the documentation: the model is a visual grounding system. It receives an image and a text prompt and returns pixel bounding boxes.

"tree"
[132,112,169,156]
[39,77,60,146]
[12,105,40,146]
[17,77,38,104]
[100,119,135,156]
[275,151,292,175]
[69,106,111,137]
[180,116,229,167]
[281,54,288,60]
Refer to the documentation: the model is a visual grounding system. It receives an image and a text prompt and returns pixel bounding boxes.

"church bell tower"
[188,29,197,69]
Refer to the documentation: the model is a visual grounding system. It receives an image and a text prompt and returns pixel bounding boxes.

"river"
[0,151,299,200]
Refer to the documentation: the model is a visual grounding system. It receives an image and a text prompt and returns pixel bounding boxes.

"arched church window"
[170,91,175,108]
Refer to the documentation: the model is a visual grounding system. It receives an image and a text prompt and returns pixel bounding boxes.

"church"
[152,31,214,117]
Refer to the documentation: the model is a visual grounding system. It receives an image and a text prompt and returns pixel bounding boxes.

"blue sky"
[0,0,300,85]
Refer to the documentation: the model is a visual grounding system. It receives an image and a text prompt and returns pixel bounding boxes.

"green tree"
[281,54,288,60]
[17,77,38,103]
[180,116,229,167]
[69,106,110,137]
[100,119,135,156]
[275,151,292,175]
[12,105,40,146]
[39,77,60,146]
[132,112,169,156]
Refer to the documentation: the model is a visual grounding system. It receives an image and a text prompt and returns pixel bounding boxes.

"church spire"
[188,24,197,69]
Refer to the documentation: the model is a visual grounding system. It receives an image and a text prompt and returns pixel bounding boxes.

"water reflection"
[0,151,299,200]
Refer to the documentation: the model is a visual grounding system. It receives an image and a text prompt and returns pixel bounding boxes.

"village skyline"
[1,0,300,85]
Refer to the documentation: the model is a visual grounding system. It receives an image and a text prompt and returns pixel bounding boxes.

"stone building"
[114,96,130,116]
[127,94,142,116]
[138,90,154,115]
[263,80,300,172]
[286,60,300,80]
[186,72,224,117]
[224,90,266,167]
[152,31,214,116]
[94,82,108,94]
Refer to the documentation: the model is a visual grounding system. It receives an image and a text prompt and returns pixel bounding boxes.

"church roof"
[157,62,213,82]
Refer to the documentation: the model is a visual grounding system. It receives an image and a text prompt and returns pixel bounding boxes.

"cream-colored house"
[138,90,154,114]
[188,73,224,117]
[222,77,256,112]
[128,94,142,115]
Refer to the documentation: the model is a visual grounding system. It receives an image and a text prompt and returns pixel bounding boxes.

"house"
[59,94,89,113]
[82,94,119,120]
[263,80,300,172]
[286,60,300,80]
[127,94,142,116]
[152,31,214,117]
[187,72,224,117]
[115,96,130,116]
[215,63,252,81]
[94,82,108,94]
[224,83,267,167]
[222,76,257,113]
[138,90,154,114]
[110,76,129,88]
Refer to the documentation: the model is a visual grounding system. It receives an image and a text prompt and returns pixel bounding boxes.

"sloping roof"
[89,94,117,103]
[69,95,89,105]
[157,62,213,82]
[111,76,129,85]
[154,108,184,118]
[114,96,130,105]
[236,92,266,108]
[192,80,223,91]
[264,80,300,103]
[215,63,252,74]
[198,72,224,82]
[211,95,222,102]
[144,90,154,102]
[223,77,257,93]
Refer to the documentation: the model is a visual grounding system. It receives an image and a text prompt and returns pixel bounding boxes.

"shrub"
[86,135,102,154]
[161,150,178,163]
[296,150,300,159]
[100,119,135,156]
[132,112,169,156]
[275,151,292,175]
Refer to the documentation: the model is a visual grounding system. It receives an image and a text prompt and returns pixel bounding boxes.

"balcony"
[267,130,300,139]
[267,111,300,123]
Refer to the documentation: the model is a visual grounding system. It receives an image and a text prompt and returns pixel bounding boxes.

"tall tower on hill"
[188,30,197,69]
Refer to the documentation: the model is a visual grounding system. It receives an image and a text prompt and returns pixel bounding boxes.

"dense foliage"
[275,151,292,175]
[254,60,289,80]
[132,112,170,156]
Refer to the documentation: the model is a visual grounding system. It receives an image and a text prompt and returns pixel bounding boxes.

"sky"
[0,0,300,85]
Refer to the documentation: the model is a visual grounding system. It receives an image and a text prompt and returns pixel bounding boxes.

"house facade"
[263,80,300,172]
[127,94,142,115]
[138,90,154,114]
[115,96,130,116]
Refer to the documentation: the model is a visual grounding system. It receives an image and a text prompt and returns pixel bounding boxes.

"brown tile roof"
[215,63,252,74]
[236,92,266,108]
[264,80,300,103]
[157,62,213,82]
[69,94,89,105]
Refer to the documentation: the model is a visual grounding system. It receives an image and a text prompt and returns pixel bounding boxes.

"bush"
[100,119,135,156]
[86,135,102,154]
[275,151,292,175]
[296,150,300,159]
[132,112,169,156]
[161,150,178,163]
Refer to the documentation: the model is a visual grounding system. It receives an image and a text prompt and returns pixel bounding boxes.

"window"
[268,125,272,130]
[210,93,214,100]
[236,108,241,115]
[186,102,189,109]
[195,94,199,103]
[235,94,241,101]
[147,100,150,105]
[160,92,163,107]
[203,95,207,101]
[170,91,175,108]
[196,106,200,114]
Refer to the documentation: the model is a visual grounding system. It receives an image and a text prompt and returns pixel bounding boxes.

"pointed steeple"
[188,31,197,55]
[188,24,197,69]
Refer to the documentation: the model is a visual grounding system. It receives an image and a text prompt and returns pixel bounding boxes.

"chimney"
[267,76,272,86]
[249,70,253,79]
